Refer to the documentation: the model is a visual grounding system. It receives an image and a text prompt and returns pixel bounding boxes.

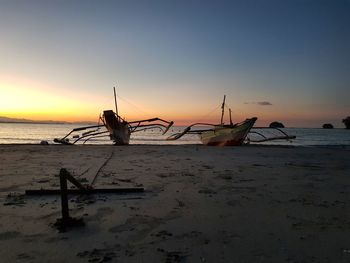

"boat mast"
[229,108,233,125]
[113,86,118,117]
[220,95,226,125]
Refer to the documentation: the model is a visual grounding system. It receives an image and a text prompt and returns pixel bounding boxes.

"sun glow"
[0,76,102,122]
[1,75,340,127]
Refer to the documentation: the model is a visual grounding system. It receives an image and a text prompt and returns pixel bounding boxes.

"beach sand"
[0,144,349,262]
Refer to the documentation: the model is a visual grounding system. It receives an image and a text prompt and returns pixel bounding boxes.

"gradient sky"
[0,0,349,127]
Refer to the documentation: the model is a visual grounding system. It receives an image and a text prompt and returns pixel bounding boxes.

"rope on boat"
[90,149,115,186]
[117,94,152,117]
[197,104,221,123]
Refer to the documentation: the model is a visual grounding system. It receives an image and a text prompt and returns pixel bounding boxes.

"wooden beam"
[25,188,144,195]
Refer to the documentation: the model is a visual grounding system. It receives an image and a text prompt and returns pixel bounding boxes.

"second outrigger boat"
[167,96,257,146]
[167,96,295,146]
[54,88,173,145]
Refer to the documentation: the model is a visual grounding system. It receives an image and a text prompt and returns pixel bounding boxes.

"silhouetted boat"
[54,88,173,145]
[167,96,257,146]
[167,96,296,145]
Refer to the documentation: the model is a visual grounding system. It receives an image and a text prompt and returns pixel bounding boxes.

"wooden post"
[220,95,226,125]
[33,167,144,231]
[59,168,70,221]
[55,168,85,231]
[113,86,118,117]
[229,108,233,125]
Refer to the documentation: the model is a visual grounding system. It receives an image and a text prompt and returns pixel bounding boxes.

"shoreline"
[0,142,349,149]
[1,144,349,262]
[1,122,349,129]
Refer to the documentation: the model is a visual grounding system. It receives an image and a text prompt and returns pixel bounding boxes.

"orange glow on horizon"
[1,75,345,128]
[0,75,107,122]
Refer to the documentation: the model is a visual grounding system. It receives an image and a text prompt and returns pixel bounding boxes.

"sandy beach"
[0,144,349,263]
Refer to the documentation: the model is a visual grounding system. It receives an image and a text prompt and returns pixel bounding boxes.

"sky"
[0,0,349,127]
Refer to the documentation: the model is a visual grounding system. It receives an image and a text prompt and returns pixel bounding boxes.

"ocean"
[0,122,350,147]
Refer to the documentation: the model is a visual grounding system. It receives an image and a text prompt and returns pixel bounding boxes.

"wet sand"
[0,144,349,262]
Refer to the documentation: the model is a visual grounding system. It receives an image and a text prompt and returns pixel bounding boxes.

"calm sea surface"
[0,123,350,147]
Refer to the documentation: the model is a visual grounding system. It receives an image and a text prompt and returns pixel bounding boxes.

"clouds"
[244,101,273,106]
[257,101,273,106]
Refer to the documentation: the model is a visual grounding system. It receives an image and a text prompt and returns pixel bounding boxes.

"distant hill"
[0,116,28,123]
[0,116,95,125]
[269,121,285,128]
[0,116,69,124]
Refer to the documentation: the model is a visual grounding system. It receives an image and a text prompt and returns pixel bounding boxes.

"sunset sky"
[0,0,348,127]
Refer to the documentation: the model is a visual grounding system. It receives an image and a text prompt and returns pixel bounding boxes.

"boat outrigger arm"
[166,123,221,141]
[53,124,106,145]
[128,118,174,134]
[247,127,296,143]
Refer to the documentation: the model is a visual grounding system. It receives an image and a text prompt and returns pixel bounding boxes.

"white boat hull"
[200,118,257,146]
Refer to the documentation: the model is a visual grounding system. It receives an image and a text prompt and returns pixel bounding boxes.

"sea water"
[0,123,199,145]
[0,123,350,147]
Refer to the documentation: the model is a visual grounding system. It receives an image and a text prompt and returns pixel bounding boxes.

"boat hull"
[200,118,257,146]
[110,124,131,145]
[103,110,131,145]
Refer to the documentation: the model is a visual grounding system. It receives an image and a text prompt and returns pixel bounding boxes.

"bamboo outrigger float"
[167,96,295,146]
[54,88,173,145]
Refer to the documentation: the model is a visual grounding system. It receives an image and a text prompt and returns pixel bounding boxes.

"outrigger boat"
[167,96,295,146]
[54,88,173,145]
[167,96,257,146]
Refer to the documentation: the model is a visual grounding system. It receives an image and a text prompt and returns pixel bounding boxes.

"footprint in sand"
[217,174,232,180]
[17,253,35,260]
[202,165,214,169]
[198,188,217,195]
[157,248,188,263]
[87,207,114,221]
[4,194,26,206]
[153,230,173,239]
[77,248,117,262]
[0,231,20,240]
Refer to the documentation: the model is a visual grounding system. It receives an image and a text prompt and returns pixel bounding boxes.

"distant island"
[0,116,95,125]
[269,121,285,128]
[322,123,334,129]
[343,117,350,129]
